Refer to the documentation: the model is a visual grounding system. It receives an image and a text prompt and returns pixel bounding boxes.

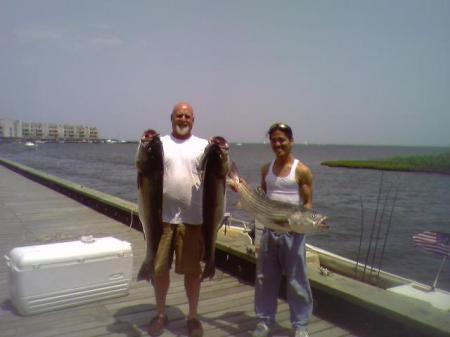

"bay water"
[1,142,449,290]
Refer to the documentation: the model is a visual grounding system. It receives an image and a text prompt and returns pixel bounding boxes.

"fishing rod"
[355,196,365,277]
[368,181,394,282]
[377,183,400,281]
[362,172,384,282]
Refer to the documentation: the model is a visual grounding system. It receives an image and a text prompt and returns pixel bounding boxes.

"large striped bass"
[228,169,329,234]
[135,129,164,282]
[200,136,230,280]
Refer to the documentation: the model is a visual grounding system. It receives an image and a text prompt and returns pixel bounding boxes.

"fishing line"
[377,179,400,279]
[355,196,365,277]
[369,181,394,282]
[363,172,384,281]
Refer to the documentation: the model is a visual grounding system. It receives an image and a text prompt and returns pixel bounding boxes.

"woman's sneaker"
[294,329,310,337]
[252,322,270,337]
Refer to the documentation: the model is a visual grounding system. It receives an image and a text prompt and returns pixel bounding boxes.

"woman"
[252,123,313,337]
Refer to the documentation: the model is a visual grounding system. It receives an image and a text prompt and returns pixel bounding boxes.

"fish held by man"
[228,166,329,234]
[201,136,230,280]
[136,129,164,282]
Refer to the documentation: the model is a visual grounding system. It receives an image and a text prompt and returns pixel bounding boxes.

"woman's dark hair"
[267,123,293,140]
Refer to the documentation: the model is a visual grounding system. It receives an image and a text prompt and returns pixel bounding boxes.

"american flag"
[413,231,450,257]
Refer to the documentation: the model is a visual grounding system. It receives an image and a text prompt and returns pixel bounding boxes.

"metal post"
[431,254,448,291]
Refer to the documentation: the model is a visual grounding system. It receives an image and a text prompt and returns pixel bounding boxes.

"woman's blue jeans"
[255,229,313,329]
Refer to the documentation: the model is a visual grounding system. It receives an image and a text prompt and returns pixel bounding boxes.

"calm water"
[1,142,450,290]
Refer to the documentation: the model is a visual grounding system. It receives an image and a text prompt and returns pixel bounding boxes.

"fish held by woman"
[228,166,329,234]
[201,136,230,280]
[135,129,164,282]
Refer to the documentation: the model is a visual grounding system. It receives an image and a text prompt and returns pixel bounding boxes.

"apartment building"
[0,119,15,137]
[0,118,99,140]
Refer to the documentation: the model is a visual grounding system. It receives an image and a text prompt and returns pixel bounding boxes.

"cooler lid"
[7,236,131,270]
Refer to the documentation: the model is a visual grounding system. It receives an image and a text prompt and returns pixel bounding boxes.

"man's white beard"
[175,124,190,137]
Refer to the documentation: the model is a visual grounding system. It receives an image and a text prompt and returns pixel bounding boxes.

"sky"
[0,1,449,146]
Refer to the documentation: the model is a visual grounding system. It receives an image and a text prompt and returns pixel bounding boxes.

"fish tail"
[136,260,154,282]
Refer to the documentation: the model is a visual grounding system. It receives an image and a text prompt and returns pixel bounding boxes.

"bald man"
[147,102,208,337]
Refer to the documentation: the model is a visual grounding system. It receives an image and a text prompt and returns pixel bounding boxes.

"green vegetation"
[321,152,450,175]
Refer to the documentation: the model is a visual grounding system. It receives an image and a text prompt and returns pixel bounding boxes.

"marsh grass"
[321,152,450,174]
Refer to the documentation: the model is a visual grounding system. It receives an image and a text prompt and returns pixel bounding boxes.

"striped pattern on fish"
[135,130,164,282]
[200,136,230,280]
[229,174,328,235]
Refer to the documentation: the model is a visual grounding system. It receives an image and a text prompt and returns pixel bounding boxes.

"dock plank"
[0,164,352,337]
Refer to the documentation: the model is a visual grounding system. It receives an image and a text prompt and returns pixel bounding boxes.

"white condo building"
[0,118,99,140]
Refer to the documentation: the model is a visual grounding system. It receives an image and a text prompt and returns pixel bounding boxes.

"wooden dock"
[0,164,356,337]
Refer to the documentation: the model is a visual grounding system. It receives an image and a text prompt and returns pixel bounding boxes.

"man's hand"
[227,178,239,192]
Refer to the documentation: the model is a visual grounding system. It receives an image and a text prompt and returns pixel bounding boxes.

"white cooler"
[5,236,133,315]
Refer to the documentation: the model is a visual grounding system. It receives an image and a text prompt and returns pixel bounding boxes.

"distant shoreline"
[321,152,450,175]
[0,137,138,144]
[1,138,448,149]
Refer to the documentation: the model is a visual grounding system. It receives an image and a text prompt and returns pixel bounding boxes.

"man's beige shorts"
[154,223,204,277]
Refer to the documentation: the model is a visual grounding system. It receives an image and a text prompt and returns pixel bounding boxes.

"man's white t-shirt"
[161,134,208,225]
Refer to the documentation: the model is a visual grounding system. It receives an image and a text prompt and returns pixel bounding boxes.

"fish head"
[210,136,230,160]
[136,129,163,172]
[141,129,159,145]
[289,210,329,233]
[312,213,329,231]
[210,136,229,150]
[142,129,161,148]
[201,136,230,175]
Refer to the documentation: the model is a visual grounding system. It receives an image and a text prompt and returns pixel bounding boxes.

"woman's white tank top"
[265,159,300,205]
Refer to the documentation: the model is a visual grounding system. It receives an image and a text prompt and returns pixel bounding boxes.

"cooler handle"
[110,272,124,280]
[81,235,95,243]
